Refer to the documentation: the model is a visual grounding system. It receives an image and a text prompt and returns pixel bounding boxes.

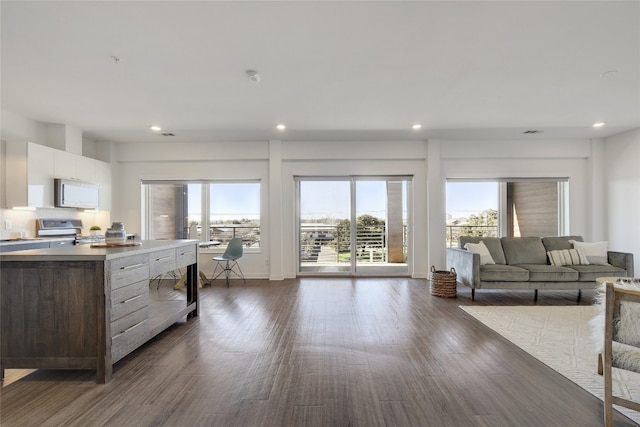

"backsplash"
[0,208,110,239]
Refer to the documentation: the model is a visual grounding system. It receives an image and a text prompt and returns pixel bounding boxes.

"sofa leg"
[471,288,475,301]
[577,289,582,302]
[534,289,538,301]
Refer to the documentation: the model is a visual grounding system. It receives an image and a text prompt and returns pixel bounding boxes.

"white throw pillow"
[464,241,495,265]
[569,240,609,265]
[547,248,589,266]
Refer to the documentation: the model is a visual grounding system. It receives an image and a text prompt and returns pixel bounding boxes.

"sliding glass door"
[297,177,411,276]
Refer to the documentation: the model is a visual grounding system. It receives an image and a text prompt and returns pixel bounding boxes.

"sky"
[446,182,498,219]
[187,183,260,221]
[300,180,407,221]
[182,180,496,222]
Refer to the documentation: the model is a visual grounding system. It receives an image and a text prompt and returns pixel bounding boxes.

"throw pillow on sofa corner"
[464,241,496,265]
[569,240,609,265]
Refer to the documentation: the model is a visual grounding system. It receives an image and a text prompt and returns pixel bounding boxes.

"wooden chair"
[603,282,640,426]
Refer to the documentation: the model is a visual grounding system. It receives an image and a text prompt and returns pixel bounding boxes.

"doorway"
[297,177,411,276]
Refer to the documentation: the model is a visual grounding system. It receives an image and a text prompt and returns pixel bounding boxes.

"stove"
[35,219,104,245]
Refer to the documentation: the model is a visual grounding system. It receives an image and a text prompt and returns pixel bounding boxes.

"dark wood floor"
[1,278,637,426]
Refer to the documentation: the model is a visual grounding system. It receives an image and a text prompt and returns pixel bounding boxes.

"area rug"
[460,305,640,424]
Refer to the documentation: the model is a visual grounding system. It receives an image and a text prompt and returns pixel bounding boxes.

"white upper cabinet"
[5,141,55,208]
[4,141,112,210]
[54,150,96,182]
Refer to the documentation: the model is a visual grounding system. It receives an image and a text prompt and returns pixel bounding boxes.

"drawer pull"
[120,263,146,270]
[114,320,146,337]
[179,251,194,256]
[155,256,172,262]
[121,294,142,304]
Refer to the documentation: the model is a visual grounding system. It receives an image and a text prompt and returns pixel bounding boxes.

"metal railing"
[300,224,407,263]
[192,224,260,248]
[446,225,498,248]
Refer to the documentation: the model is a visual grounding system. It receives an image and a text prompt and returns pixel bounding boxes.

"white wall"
[113,135,636,280]
[3,109,637,278]
[114,141,270,279]
[428,138,599,269]
[280,140,428,279]
[604,128,640,274]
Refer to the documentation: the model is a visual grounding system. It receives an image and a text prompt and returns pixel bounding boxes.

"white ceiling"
[1,1,639,143]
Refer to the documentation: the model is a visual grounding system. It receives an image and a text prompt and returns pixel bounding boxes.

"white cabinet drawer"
[149,248,176,276]
[176,245,197,268]
[110,280,149,321]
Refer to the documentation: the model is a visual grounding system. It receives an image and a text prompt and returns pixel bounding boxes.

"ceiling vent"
[523,130,544,134]
[161,132,175,137]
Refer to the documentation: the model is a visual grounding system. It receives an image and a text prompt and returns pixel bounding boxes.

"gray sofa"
[446,236,634,300]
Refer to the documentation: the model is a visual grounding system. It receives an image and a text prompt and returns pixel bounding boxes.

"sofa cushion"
[568,264,627,282]
[515,264,579,281]
[459,236,506,265]
[479,264,529,282]
[501,237,548,265]
[464,241,495,265]
[569,240,609,265]
[542,236,584,252]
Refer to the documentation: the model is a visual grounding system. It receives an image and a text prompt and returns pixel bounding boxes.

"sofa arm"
[608,251,634,277]
[447,247,480,288]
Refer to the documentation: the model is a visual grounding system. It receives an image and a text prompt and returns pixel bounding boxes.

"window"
[143,181,261,249]
[296,176,411,275]
[446,179,568,247]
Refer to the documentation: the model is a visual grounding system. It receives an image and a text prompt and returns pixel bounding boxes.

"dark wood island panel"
[0,240,198,383]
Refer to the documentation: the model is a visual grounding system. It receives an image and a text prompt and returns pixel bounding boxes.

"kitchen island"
[0,240,198,383]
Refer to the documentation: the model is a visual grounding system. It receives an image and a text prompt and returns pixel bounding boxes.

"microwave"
[54,178,100,209]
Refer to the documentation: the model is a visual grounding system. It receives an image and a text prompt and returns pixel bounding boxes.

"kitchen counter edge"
[0,239,198,261]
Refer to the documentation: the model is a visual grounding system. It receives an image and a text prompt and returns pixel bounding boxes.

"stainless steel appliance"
[54,179,100,209]
[35,218,104,245]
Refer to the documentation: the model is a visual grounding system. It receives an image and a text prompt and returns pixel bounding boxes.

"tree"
[461,209,498,237]
[356,214,384,228]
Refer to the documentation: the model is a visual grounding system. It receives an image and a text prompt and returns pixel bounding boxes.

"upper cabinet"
[4,141,112,210]
[54,150,96,182]
[6,141,55,208]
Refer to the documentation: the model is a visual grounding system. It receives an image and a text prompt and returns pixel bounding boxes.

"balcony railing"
[300,224,407,264]
[446,225,498,248]
[191,224,260,248]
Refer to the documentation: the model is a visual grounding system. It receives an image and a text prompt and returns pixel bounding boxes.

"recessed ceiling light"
[276,124,286,130]
[412,124,422,130]
[593,122,606,128]
[150,126,162,132]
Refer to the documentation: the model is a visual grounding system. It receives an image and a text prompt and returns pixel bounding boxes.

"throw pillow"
[569,240,609,265]
[547,248,589,266]
[464,241,496,265]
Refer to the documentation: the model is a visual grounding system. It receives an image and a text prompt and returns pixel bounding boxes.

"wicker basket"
[430,266,457,298]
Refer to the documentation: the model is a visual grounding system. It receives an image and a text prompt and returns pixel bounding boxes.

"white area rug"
[460,305,640,425]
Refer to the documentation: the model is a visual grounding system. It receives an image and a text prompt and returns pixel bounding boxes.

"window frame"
[142,179,262,253]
